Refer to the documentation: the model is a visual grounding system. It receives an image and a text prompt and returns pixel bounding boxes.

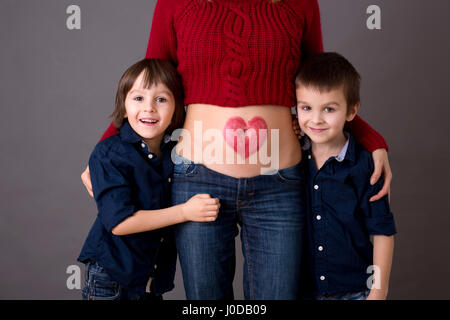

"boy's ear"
[346,102,360,122]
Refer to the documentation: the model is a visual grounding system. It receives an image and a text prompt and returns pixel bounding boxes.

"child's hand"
[182,194,220,222]
[292,116,301,139]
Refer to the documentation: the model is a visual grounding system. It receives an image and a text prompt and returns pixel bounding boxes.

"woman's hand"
[81,165,94,198]
[181,194,220,222]
[370,149,392,202]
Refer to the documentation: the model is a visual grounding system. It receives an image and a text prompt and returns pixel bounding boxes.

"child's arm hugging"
[89,151,220,237]
[111,194,219,236]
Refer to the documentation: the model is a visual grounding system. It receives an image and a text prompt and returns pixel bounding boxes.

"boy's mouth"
[309,127,327,134]
[139,118,159,126]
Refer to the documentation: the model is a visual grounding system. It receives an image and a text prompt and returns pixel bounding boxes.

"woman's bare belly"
[175,104,302,178]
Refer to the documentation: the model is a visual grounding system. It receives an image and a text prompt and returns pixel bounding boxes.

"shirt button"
[168,178,172,183]
[320,276,326,281]
[316,215,322,220]
[160,237,164,243]
[308,155,312,160]
[314,185,319,190]
[141,143,146,148]
[318,246,324,251]
[154,264,158,270]
[148,154,153,159]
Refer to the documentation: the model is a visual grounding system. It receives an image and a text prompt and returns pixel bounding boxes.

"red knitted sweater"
[101,0,388,152]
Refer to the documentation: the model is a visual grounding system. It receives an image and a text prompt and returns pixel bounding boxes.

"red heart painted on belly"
[223,116,268,159]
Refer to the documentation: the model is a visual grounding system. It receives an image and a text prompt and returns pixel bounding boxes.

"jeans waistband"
[172,152,303,182]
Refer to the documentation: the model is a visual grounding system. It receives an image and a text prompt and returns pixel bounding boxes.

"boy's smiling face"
[296,85,359,146]
[124,71,175,148]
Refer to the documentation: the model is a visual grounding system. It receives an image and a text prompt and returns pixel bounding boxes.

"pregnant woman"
[82,0,392,300]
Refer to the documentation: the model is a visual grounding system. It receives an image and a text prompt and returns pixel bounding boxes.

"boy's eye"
[324,107,335,112]
[156,97,168,103]
[301,106,311,111]
[134,96,144,102]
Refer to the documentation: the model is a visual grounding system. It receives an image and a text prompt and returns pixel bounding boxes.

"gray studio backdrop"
[1,0,449,299]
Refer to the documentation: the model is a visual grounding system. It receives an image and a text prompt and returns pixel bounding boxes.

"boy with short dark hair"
[295,52,396,300]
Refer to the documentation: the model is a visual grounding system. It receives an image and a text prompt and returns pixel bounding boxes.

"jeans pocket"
[276,162,304,187]
[85,263,121,300]
[173,154,198,177]
[92,277,121,300]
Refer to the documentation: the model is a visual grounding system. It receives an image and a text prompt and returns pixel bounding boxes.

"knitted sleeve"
[346,115,389,152]
[100,121,118,141]
[301,0,324,59]
[145,0,178,62]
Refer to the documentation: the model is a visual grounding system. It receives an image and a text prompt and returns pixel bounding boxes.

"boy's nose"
[143,101,157,112]
[312,111,323,123]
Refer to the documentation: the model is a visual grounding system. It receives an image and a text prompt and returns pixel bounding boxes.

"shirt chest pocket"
[322,184,359,220]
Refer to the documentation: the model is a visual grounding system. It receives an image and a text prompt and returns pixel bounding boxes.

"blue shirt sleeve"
[358,162,397,236]
[88,147,140,233]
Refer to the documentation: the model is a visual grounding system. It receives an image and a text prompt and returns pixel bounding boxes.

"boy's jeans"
[81,261,162,301]
[171,154,307,300]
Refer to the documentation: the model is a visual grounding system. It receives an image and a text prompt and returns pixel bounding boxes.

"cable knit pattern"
[146,0,323,108]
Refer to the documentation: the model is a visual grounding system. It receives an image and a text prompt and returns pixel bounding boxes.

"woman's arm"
[301,0,324,58]
[347,115,391,202]
[145,0,178,61]
[346,115,389,153]
[367,235,395,300]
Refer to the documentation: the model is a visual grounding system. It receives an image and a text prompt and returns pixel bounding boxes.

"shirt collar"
[337,132,355,163]
[119,119,172,148]
[119,119,141,143]
[302,131,355,163]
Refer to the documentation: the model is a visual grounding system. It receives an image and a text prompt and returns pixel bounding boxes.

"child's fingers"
[204,198,220,205]
[205,211,218,220]
[205,204,220,212]
[195,193,211,199]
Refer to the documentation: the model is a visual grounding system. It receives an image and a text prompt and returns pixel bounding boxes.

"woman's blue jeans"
[171,154,306,300]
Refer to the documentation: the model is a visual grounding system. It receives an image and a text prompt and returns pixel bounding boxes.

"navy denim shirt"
[78,120,177,296]
[301,132,396,297]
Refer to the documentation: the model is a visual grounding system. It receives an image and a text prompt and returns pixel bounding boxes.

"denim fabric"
[171,154,306,300]
[81,261,163,301]
[316,290,370,300]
